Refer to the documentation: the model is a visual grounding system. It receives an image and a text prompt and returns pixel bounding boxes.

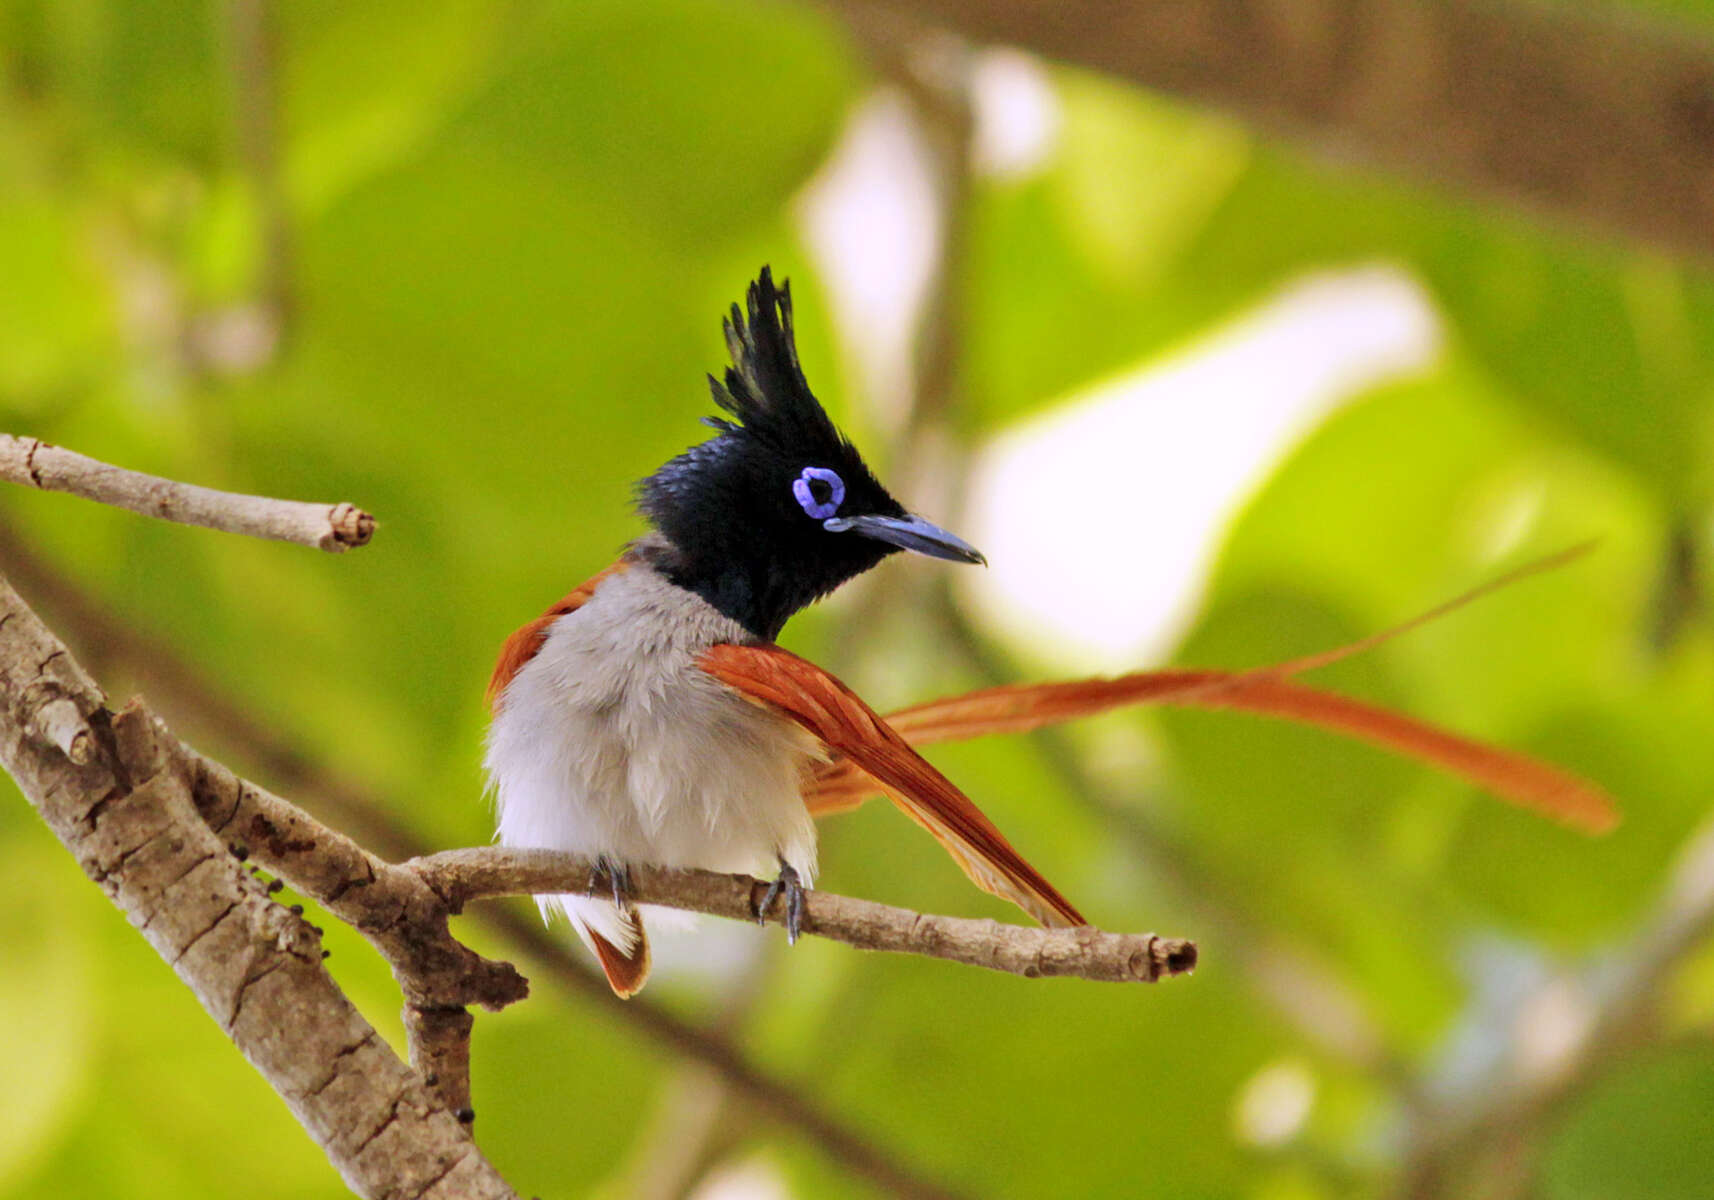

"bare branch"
[415,848,1198,984]
[0,573,512,1200]
[840,0,1714,260]
[0,434,373,551]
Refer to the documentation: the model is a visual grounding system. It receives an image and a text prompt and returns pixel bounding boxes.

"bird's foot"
[756,862,806,945]
[587,855,633,909]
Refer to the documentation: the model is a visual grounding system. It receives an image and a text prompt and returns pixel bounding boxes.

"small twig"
[414,848,1198,984]
[0,434,373,551]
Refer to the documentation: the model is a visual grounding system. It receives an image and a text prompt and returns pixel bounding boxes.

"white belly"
[484,566,820,887]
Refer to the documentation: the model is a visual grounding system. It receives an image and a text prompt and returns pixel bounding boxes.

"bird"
[484,267,1085,997]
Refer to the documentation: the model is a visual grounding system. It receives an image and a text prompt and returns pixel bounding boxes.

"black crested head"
[636,267,982,641]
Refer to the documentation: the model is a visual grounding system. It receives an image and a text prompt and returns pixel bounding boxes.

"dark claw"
[757,863,806,945]
[587,855,632,908]
[787,874,805,943]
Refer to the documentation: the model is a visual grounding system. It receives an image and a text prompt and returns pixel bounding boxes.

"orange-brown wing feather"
[487,560,628,711]
[700,643,1086,928]
[805,669,1617,833]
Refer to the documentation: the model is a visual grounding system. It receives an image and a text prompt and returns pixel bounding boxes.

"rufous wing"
[698,643,1086,928]
[488,560,628,711]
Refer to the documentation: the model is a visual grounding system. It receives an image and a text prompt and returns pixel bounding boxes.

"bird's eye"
[792,466,845,520]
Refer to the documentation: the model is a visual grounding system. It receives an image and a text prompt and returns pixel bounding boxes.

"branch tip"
[326,502,377,551]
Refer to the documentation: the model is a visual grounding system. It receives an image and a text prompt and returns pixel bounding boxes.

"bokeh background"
[5,1,1714,1197]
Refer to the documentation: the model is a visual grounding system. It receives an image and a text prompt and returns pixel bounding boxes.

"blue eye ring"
[792,467,845,520]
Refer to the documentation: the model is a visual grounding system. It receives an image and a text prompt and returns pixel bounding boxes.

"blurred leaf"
[437,0,857,250]
[4,0,221,166]
[1442,699,1714,943]
[1051,73,1248,290]
[474,992,665,1194]
[0,198,115,402]
[282,0,512,218]
[1159,587,1464,1046]
[1543,1046,1714,1200]
[0,821,346,1199]
[0,833,97,1192]
[787,945,1276,1199]
[962,79,1248,428]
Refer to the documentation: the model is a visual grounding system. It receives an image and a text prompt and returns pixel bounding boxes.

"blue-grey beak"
[824,513,987,565]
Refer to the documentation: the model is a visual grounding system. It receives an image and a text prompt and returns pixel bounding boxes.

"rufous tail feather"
[805,546,1617,833]
[587,919,651,998]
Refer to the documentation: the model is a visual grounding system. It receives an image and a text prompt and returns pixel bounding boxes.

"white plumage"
[484,560,820,958]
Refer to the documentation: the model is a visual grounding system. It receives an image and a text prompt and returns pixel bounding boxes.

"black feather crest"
[707,266,842,452]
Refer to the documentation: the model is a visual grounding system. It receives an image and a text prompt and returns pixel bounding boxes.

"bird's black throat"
[635,529,894,642]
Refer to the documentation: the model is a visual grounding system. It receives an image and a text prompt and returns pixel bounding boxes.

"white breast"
[485,565,820,897]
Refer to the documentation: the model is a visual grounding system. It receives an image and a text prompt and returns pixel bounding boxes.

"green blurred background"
[5,1,1714,1197]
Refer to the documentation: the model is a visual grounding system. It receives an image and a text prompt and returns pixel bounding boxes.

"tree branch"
[0,574,512,1200]
[6,529,954,1193]
[839,0,1714,260]
[0,434,373,551]
[416,847,1198,984]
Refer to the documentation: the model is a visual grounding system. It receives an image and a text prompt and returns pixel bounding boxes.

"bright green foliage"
[4,2,1714,1197]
